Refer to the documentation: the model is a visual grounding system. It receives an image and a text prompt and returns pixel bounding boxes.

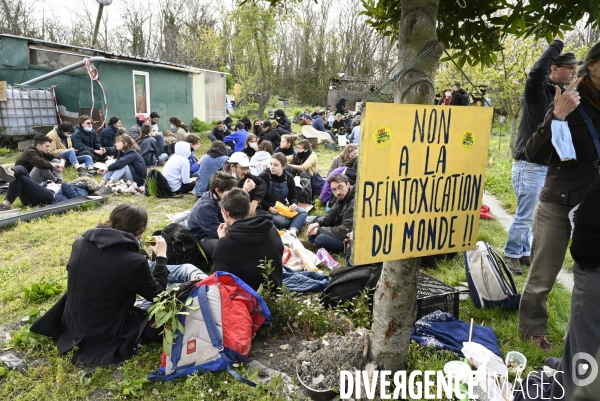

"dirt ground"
[250,329,371,392]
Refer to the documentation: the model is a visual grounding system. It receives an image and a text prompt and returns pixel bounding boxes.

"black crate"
[416,273,460,320]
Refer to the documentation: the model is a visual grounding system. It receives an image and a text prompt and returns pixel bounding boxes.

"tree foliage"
[360,0,600,66]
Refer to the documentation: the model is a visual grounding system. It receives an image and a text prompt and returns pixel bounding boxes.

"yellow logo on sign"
[373,125,392,148]
[462,130,475,149]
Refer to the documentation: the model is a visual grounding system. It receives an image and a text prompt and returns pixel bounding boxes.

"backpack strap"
[197,285,256,387]
[487,244,519,295]
[578,104,600,159]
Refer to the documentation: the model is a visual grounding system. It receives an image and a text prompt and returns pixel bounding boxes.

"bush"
[22,277,64,304]
[190,118,213,133]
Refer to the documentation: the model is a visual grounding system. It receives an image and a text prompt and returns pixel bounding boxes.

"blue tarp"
[410,311,503,358]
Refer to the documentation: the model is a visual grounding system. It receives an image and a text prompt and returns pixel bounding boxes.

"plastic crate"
[417,273,459,320]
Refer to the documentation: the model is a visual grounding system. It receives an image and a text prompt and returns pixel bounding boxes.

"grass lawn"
[0,122,572,399]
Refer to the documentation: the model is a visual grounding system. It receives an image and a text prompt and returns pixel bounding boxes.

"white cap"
[227,152,251,167]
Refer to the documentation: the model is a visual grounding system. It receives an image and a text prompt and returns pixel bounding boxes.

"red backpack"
[148,272,272,384]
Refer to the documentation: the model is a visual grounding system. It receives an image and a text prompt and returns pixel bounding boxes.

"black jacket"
[72,126,102,153]
[275,115,292,134]
[260,128,281,148]
[317,186,355,240]
[108,148,147,186]
[137,136,162,167]
[239,171,267,203]
[258,170,298,209]
[209,126,231,142]
[100,125,118,148]
[525,80,600,207]
[451,88,468,106]
[335,97,347,110]
[571,175,600,270]
[212,215,283,291]
[514,39,564,161]
[30,227,168,366]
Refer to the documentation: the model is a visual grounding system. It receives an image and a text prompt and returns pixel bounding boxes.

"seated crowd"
[0,109,362,370]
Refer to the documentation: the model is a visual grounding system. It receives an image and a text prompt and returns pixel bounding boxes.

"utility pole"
[91,0,113,48]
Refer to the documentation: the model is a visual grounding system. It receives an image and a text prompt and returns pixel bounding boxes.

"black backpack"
[296,171,313,204]
[145,169,173,198]
[152,223,208,272]
[461,93,470,106]
[321,264,383,308]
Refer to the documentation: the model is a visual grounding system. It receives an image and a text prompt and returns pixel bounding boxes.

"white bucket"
[338,134,347,147]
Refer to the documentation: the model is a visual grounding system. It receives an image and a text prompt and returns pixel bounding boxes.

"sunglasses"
[83,122,92,125]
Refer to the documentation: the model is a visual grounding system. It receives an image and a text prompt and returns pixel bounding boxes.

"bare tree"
[0,0,39,37]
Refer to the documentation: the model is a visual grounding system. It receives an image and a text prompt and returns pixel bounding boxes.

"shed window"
[28,48,87,73]
[132,71,150,115]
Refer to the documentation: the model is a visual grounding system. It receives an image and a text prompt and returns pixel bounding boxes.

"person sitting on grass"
[187,171,238,263]
[136,124,168,167]
[47,122,94,177]
[72,115,107,162]
[161,141,197,195]
[223,121,250,153]
[328,143,358,175]
[185,134,201,176]
[192,141,229,197]
[212,188,284,291]
[249,140,274,176]
[100,116,122,155]
[223,152,267,215]
[96,134,146,194]
[306,174,355,253]
[259,120,281,149]
[242,133,259,159]
[274,134,296,157]
[16,134,65,184]
[287,139,318,176]
[257,153,308,237]
[30,204,169,366]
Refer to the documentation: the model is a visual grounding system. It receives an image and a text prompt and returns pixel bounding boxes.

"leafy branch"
[148,286,199,355]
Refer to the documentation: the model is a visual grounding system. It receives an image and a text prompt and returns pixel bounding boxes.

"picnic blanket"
[282,266,329,292]
[410,311,502,358]
[301,126,334,143]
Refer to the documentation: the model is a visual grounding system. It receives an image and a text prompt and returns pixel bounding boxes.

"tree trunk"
[509,115,518,156]
[370,0,444,372]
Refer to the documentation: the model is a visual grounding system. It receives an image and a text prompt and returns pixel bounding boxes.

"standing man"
[335,97,348,115]
[503,37,577,275]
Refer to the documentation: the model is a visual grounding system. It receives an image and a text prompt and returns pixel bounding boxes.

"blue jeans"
[257,207,308,232]
[103,165,133,182]
[154,133,166,150]
[504,160,547,258]
[148,260,207,285]
[59,149,93,168]
[308,233,345,253]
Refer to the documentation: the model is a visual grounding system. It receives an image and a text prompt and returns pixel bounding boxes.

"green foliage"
[190,118,214,133]
[259,260,342,338]
[0,147,11,156]
[148,286,199,355]
[22,277,64,304]
[144,177,158,197]
[107,371,149,397]
[334,289,373,329]
[10,325,52,350]
[359,0,599,67]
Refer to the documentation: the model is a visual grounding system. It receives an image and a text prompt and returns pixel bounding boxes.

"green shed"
[0,34,226,138]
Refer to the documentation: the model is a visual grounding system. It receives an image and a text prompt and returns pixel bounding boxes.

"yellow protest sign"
[352,103,493,265]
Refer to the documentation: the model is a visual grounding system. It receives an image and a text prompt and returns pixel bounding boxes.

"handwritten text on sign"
[352,103,492,265]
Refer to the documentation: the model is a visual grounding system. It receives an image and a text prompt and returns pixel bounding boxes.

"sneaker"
[95,186,113,196]
[520,255,531,266]
[0,203,11,211]
[0,166,15,183]
[77,167,90,177]
[524,334,552,353]
[504,257,523,275]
